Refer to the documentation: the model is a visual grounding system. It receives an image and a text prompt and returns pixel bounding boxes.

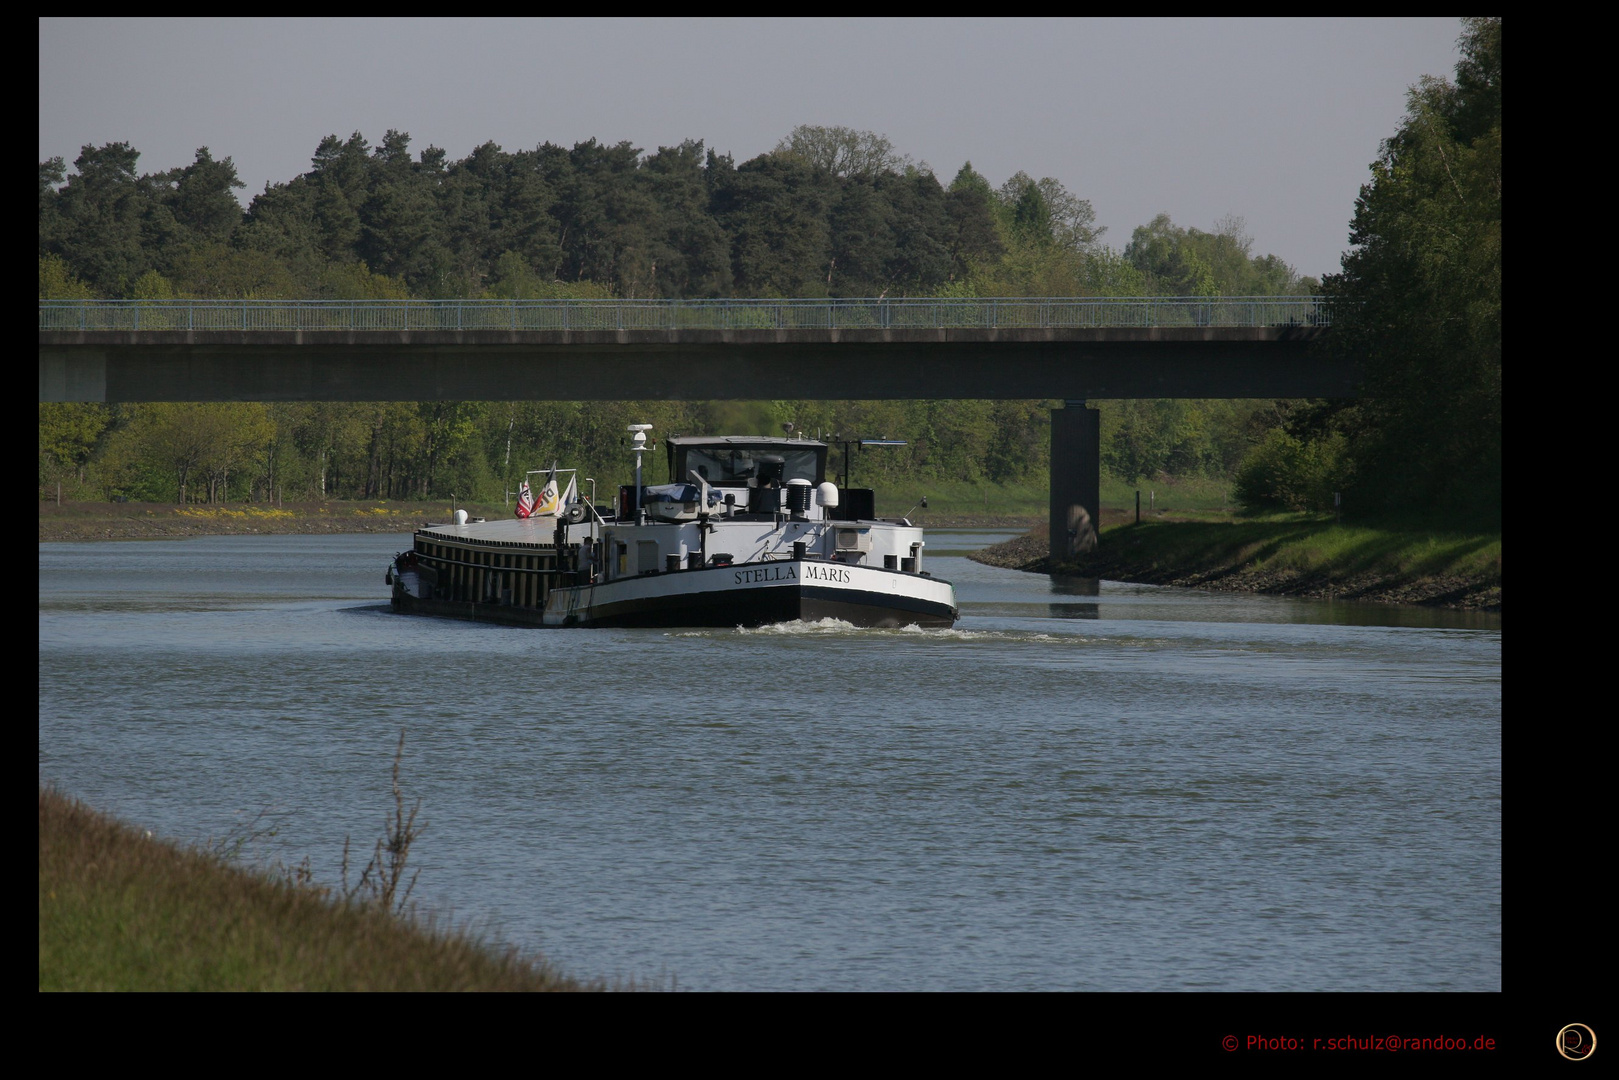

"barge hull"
[391,560,957,629]
[392,585,954,629]
[553,585,955,629]
[544,560,957,629]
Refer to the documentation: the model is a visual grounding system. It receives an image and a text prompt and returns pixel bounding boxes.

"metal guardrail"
[39,296,1330,332]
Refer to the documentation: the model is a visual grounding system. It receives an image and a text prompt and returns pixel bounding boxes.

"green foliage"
[1011,182,1053,246]
[481,252,613,301]
[317,261,411,300]
[638,140,732,297]
[168,243,304,299]
[45,142,149,294]
[161,147,246,248]
[39,403,111,468]
[1123,212,1305,296]
[42,125,1344,500]
[41,393,1290,508]
[1232,428,1350,513]
[1321,17,1501,528]
[38,403,112,498]
[1099,398,1265,482]
[1075,246,1148,296]
[715,152,835,296]
[997,171,1101,252]
[39,254,95,299]
[129,269,175,300]
[41,123,1319,309]
[98,403,276,503]
[774,125,909,179]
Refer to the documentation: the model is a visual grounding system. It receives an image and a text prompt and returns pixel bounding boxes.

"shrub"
[1233,429,1349,513]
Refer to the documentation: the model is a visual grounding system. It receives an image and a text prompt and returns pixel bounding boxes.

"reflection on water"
[1047,575,1100,618]
[1049,575,1101,596]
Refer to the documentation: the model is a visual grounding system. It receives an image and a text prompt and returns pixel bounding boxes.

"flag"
[560,474,578,511]
[533,464,561,516]
[515,480,535,519]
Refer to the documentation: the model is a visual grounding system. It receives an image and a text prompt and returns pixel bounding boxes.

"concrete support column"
[1049,401,1100,559]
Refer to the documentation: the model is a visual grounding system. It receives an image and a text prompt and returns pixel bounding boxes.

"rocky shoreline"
[968,532,1501,612]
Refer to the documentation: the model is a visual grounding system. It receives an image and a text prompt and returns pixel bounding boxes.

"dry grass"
[39,786,602,991]
[39,735,609,991]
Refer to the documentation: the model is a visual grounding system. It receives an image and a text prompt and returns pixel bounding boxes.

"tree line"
[1238,16,1500,528]
[40,20,1499,528]
[39,121,1316,303]
[39,124,1310,505]
[41,397,1286,508]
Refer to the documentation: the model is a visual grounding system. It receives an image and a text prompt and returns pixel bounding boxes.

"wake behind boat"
[387,426,958,629]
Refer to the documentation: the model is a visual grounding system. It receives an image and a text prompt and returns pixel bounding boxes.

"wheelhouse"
[666,436,827,489]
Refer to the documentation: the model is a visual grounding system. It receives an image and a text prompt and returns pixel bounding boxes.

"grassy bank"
[38,783,606,991]
[39,499,484,542]
[39,492,1050,539]
[870,479,1046,525]
[866,474,1234,526]
[971,516,1501,611]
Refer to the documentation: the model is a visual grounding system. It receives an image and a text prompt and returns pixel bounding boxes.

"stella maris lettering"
[734,565,798,585]
[733,563,853,586]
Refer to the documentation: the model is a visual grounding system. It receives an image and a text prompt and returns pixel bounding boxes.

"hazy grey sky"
[39,17,1464,281]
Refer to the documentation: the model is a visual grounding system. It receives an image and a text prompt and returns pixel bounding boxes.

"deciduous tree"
[1321,17,1501,526]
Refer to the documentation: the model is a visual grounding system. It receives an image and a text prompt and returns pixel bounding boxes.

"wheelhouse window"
[682,447,822,486]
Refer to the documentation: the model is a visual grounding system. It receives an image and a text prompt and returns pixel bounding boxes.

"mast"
[628,424,652,524]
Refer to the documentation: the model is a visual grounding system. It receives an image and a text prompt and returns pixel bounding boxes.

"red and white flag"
[515,480,536,518]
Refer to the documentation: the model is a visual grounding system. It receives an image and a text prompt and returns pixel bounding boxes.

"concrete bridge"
[39,297,1359,555]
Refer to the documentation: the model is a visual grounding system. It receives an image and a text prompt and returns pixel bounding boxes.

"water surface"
[38,529,1501,991]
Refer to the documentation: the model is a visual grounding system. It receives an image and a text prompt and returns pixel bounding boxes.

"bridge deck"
[38,297,1358,563]
[41,324,1347,404]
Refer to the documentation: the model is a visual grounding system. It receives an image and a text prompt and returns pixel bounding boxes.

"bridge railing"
[39,296,1331,332]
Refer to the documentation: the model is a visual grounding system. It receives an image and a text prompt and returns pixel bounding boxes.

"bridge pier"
[1049,402,1101,560]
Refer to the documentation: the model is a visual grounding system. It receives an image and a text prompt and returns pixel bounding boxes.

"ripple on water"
[37,537,1500,992]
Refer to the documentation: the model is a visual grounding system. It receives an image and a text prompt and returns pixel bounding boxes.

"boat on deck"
[387,427,958,629]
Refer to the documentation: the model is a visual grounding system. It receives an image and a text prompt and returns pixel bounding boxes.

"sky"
[39,17,1466,282]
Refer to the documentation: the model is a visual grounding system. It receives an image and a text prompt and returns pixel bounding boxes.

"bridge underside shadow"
[39,329,1359,559]
[39,330,1350,403]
